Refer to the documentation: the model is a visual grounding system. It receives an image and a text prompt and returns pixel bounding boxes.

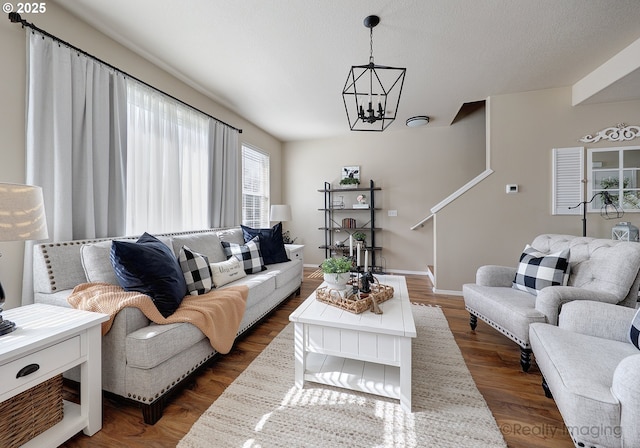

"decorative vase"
[323,272,350,290]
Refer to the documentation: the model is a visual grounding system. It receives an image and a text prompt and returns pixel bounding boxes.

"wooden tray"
[316,279,394,314]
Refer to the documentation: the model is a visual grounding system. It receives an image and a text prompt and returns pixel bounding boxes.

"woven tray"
[0,374,64,448]
[316,279,394,314]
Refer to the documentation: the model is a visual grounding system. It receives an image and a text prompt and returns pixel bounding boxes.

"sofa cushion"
[266,259,302,289]
[178,245,213,296]
[241,223,289,265]
[512,245,570,295]
[463,283,546,347]
[210,256,247,287]
[221,271,277,311]
[171,232,226,264]
[111,232,187,317]
[216,227,244,245]
[630,308,640,350]
[81,240,120,284]
[221,236,266,275]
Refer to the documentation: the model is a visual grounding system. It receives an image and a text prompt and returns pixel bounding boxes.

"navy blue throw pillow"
[241,222,289,265]
[110,232,187,317]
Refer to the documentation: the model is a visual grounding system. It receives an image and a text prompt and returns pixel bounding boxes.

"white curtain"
[126,81,211,234]
[23,31,127,304]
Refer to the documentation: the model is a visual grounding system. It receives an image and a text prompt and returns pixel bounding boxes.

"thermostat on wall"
[506,184,518,194]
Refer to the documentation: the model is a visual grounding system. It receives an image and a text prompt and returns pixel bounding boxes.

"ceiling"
[53,0,640,142]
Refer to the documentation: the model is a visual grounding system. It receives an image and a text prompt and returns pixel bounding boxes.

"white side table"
[0,304,108,447]
[285,244,305,282]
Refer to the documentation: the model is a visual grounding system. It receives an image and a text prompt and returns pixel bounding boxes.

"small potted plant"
[352,231,366,243]
[321,256,353,290]
[339,177,360,188]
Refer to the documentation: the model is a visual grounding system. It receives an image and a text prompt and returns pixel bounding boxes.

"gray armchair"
[530,300,640,448]
[463,234,640,371]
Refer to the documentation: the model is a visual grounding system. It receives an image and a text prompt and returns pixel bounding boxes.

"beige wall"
[435,87,640,293]
[0,3,283,309]
[282,109,487,273]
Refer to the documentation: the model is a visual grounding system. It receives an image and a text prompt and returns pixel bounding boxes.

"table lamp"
[270,204,292,223]
[0,182,49,335]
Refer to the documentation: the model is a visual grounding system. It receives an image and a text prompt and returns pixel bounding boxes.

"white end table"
[0,304,108,447]
[289,274,416,411]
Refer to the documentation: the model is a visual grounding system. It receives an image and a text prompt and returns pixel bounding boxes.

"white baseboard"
[384,268,430,276]
[433,288,463,296]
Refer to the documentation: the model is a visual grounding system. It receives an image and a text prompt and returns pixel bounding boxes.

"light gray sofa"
[32,227,303,424]
[463,234,640,371]
[530,300,640,448]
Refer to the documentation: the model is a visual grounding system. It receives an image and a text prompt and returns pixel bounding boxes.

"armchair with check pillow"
[463,234,640,371]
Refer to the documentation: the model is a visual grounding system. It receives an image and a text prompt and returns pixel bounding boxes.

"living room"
[1,1,640,447]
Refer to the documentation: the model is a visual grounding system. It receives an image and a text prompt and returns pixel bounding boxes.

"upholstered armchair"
[530,300,640,448]
[463,234,640,371]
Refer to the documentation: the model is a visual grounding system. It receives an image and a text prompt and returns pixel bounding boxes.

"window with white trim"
[242,145,270,228]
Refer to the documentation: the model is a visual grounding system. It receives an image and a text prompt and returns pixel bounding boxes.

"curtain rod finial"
[9,12,23,23]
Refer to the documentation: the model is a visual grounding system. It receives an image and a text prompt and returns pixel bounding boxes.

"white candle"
[357,242,361,266]
[349,235,353,257]
[364,250,369,272]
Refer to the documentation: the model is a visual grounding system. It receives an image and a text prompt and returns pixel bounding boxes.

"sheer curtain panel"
[126,81,211,234]
[24,31,127,304]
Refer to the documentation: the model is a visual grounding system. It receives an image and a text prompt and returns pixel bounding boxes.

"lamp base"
[0,316,16,336]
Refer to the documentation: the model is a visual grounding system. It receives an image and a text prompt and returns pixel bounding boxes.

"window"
[242,145,270,228]
[588,146,640,211]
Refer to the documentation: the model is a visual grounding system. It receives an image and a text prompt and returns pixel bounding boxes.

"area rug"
[178,304,507,448]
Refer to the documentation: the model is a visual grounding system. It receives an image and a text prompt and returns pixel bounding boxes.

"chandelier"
[342,15,406,132]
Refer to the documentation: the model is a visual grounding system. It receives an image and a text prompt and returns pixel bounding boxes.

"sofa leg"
[520,348,532,372]
[141,399,165,425]
[469,314,477,330]
[541,377,553,398]
[295,286,301,297]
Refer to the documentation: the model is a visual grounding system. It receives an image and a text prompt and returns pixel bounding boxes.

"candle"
[357,242,361,266]
[364,250,369,272]
[349,235,353,257]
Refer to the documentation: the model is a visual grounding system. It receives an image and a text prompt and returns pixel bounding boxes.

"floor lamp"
[569,191,623,237]
[0,183,49,335]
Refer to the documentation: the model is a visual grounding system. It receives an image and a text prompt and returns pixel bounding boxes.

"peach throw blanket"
[67,282,248,354]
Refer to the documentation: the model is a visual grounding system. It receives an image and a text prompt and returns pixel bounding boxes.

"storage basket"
[0,374,64,448]
[316,278,394,314]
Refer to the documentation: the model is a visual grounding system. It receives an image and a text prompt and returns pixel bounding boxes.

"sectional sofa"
[32,226,303,424]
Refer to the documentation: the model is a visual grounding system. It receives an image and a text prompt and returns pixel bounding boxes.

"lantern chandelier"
[342,15,406,132]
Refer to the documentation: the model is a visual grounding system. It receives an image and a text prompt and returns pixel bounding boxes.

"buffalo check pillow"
[512,245,570,295]
[221,236,266,275]
[178,245,214,295]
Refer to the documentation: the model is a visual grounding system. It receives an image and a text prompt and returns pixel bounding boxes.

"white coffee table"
[289,274,416,411]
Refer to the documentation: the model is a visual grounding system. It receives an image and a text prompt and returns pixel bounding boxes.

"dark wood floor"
[61,269,573,447]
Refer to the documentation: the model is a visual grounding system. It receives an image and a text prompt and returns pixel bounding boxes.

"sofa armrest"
[475,265,516,287]
[556,300,636,342]
[535,287,620,325]
[612,354,640,447]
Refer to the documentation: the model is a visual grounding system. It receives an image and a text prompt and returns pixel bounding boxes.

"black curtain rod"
[8,12,242,134]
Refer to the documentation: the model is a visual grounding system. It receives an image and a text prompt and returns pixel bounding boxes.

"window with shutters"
[242,145,270,228]
[552,147,584,215]
[588,146,640,212]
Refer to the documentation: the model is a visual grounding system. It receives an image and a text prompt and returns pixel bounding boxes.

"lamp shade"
[0,183,49,241]
[270,204,292,222]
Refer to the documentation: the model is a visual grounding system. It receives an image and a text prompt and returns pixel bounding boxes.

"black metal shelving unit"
[318,179,383,272]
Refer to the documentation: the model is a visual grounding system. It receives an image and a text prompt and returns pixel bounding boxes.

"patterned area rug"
[307,268,324,279]
[178,305,507,448]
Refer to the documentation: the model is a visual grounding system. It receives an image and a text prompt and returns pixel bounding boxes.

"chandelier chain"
[369,27,374,64]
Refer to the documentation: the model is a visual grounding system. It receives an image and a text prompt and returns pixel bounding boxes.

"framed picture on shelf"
[342,166,360,182]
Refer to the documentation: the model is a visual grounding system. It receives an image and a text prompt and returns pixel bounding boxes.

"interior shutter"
[552,147,584,215]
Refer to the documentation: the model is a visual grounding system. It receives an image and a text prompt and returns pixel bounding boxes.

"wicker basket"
[0,374,64,448]
[316,278,394,314]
